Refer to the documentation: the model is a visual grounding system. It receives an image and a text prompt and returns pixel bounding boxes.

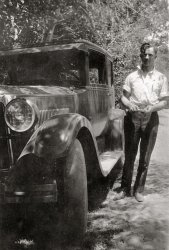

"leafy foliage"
[0,0,168,102]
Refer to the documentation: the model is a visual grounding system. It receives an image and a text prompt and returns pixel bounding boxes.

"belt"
[127,111,152,128]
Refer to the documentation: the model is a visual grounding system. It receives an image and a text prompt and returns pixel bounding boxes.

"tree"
[0,0,168,101]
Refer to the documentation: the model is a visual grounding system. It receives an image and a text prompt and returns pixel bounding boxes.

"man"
[116,42,168,202]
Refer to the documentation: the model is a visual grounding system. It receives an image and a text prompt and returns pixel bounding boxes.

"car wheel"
[60,138,88,246]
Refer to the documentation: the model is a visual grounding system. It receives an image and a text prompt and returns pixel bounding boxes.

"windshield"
[0,50,84,87]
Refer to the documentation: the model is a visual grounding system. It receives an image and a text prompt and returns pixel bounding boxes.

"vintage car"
[0,40,124,245]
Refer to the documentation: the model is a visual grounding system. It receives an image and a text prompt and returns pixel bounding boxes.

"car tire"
[60,138,88,246]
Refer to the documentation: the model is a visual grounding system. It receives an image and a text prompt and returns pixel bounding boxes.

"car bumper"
[0,183,57,204]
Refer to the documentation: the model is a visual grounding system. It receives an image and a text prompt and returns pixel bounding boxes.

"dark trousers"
[121,111,159,194]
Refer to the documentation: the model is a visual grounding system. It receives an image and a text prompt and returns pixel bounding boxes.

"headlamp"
[5,98,36,132]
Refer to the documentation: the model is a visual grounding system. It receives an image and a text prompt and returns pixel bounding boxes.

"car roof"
[0,40,113,61]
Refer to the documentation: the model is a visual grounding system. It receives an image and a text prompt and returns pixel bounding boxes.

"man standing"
[116,42,168,202]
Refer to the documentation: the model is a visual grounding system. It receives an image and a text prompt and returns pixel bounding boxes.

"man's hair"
[140,42,158,56]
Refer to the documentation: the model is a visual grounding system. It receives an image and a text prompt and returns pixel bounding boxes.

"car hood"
[0,85,74,96]
[0,85,78,114]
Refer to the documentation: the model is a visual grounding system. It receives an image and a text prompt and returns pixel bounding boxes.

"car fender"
[18,113,98,161]
[104,108,125,151]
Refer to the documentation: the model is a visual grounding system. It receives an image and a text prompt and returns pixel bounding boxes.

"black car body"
[0,40,124,244]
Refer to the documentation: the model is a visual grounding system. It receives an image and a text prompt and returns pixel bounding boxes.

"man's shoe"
[113,190,127,201]
[134,192,144,202]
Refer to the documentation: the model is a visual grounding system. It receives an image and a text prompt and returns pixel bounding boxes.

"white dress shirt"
[123,67,168,109]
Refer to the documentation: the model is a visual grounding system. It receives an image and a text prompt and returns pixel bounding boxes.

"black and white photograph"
[0,0,169,249]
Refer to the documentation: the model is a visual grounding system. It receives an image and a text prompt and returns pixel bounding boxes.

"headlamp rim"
[4,98,36,133]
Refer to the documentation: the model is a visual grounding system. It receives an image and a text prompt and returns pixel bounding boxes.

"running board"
[99,151,123,177]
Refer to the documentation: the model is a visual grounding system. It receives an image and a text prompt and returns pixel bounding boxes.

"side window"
[89,68,99,84]
[89,51,107,85]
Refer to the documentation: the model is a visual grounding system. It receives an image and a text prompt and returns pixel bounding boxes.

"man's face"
[140,47,156,68]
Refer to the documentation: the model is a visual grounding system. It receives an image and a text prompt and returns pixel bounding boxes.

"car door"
[87,50,114,137]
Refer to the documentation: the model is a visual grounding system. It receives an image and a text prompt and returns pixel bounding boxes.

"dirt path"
[151,109,169,164]
[83,110,169,250]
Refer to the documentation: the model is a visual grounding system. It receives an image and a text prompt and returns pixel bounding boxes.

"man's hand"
[121,90,140,111]
[128,103,139,112]
[143,105,153,113]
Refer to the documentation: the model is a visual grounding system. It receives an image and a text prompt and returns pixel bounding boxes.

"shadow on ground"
[88,159,122,211]
[82,160,169,250]
[0,160,122,250]
[1,160,169,250]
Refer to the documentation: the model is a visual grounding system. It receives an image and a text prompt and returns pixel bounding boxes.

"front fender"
[104,108,125,151]
[19,113,96,161]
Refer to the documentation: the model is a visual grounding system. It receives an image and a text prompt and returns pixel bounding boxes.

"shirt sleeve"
[159,74,168,98]
[123,75,131,94]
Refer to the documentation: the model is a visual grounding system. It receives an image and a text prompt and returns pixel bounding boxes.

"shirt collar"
[137,65,155,76]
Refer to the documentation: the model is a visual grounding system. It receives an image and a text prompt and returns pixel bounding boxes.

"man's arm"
[121,90,139,111]
[144,100,167,113]
[144,75,168,113]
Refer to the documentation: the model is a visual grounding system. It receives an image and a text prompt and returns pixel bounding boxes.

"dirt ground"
[83,109,169,250]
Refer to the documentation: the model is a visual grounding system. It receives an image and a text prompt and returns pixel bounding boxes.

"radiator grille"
[38,108,69,126]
